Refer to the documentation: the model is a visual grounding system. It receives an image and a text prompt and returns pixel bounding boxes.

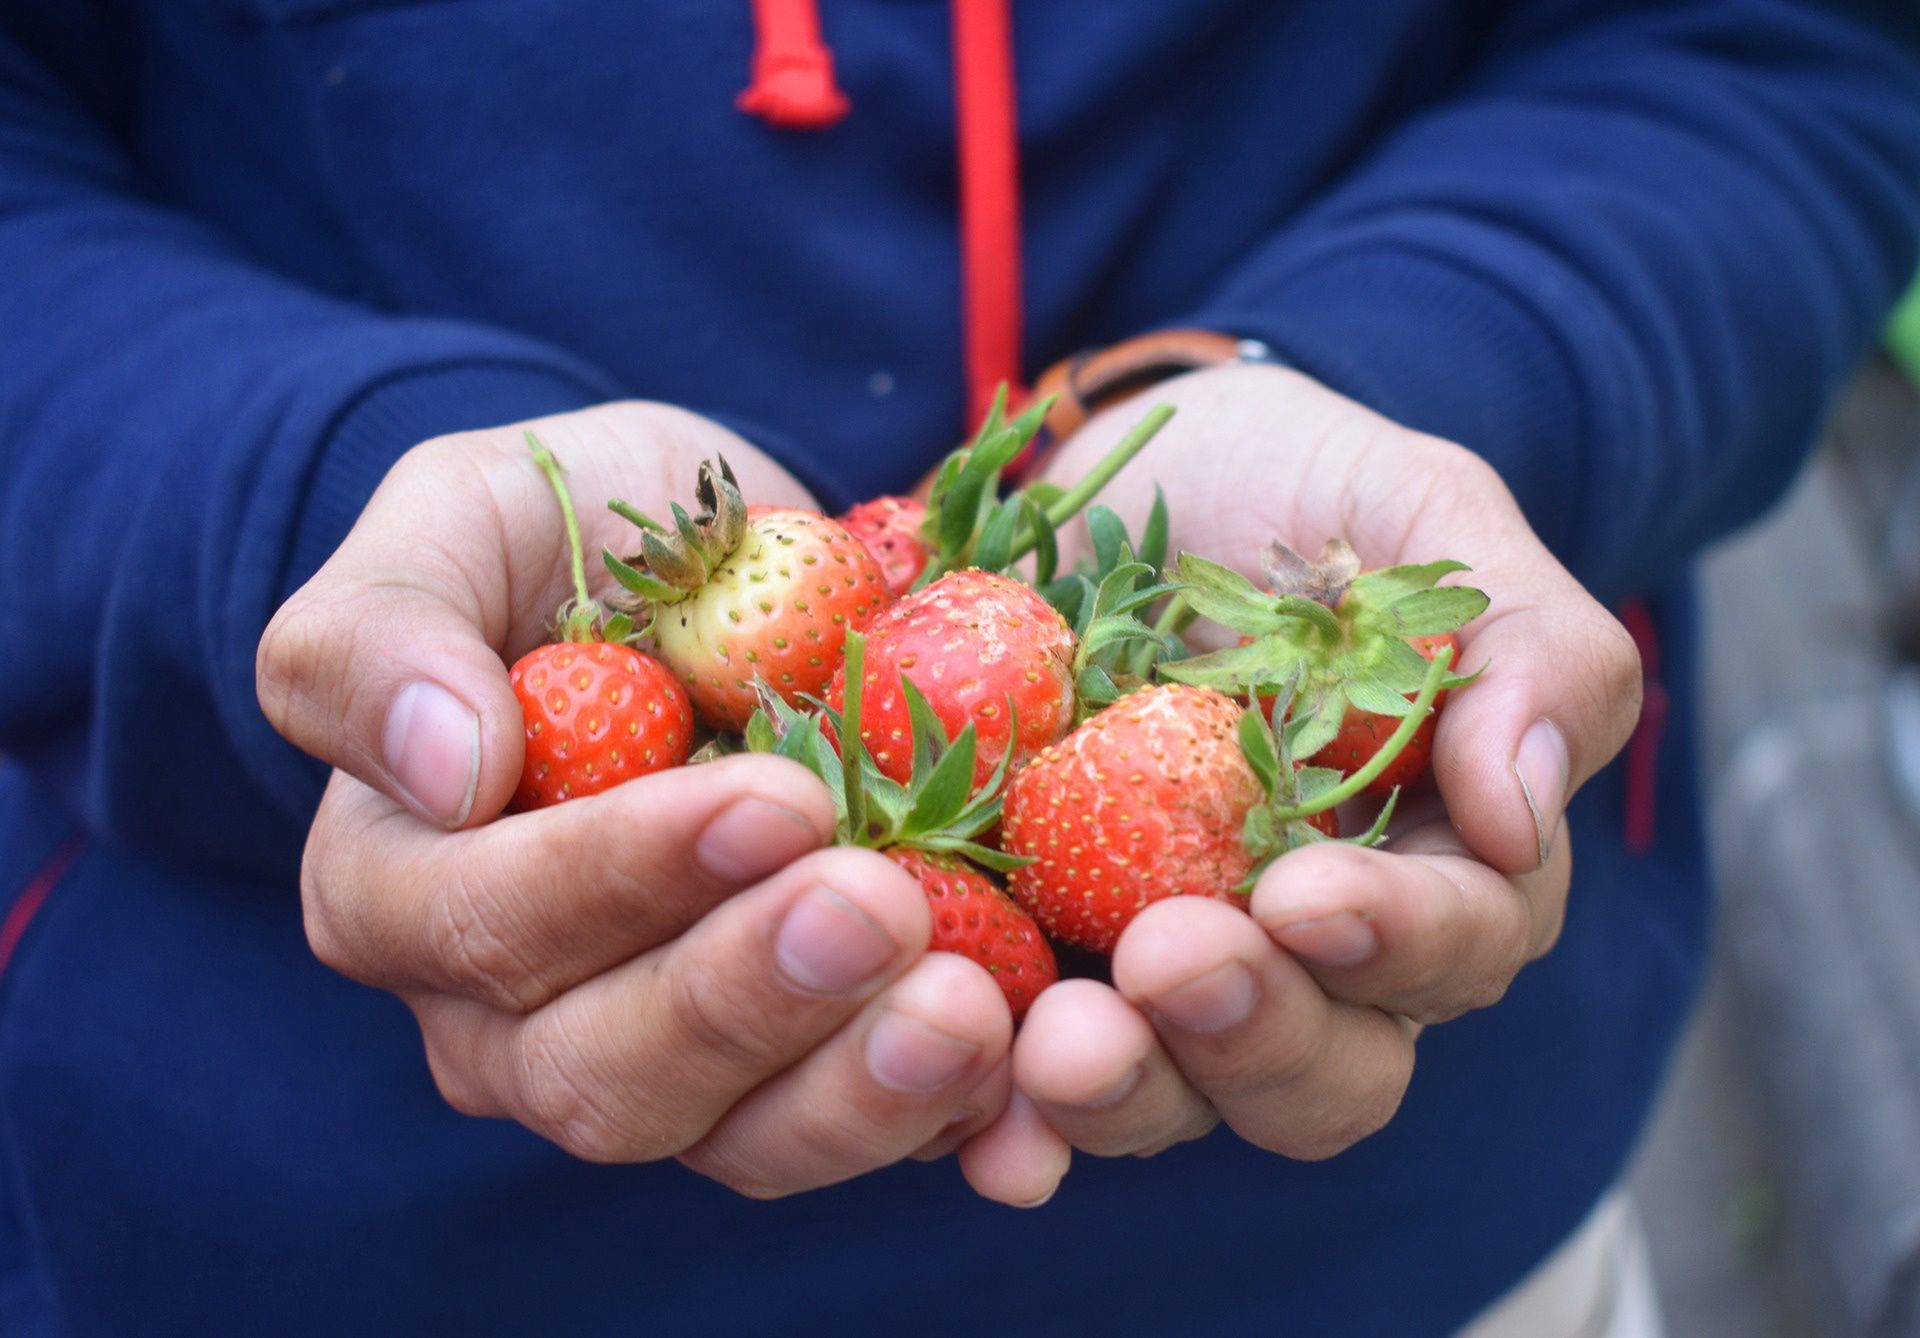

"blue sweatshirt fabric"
[1,2,1916,1334]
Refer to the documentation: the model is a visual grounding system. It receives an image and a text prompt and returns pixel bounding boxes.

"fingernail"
[775,886,899,995]
[1153,961,1258,1034]
[1072,1063,1143,1110]
[865,1013,979,1094]
[1514,719,1570,867]
[697,797,825,882]
[1015,1187,1058,1209]
[383,681,480,826]
[1272,911,1378,968]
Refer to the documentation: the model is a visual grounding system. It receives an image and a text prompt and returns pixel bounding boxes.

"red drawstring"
[950,0,1027,428]
[0,837,81,979]
[1618,598,1667,856]
[742,0,1027,431]
[738,0,850,131]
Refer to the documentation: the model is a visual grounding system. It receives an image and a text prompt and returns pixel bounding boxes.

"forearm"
[0,17,623,856]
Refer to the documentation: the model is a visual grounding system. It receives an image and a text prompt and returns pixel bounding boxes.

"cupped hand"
[257,403,1023,1199]
[965,363,1641,1178]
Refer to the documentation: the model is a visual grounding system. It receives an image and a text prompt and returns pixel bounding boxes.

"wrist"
[1029,327,1282,457]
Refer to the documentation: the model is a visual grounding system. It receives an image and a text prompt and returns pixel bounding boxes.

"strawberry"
[1313,632,1457,795]
[914,388,1175,587]
[885,848,1057,1020]
[509,436,693,810]
[603,460,891,732]
[826,569,1075,795]
[841,496,929,597]
[1004,685,1256,952]
[511,642,692,808]
[1002,666,1459,953]
[747,632,1057,1019]
[1161,539,1486,793]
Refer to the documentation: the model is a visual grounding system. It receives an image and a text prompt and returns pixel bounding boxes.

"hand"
[257,402,1020,1198]
[977,363,1641,1170]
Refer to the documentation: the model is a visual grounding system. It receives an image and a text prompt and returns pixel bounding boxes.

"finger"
[1247,828,1571,1024]
[1401,453,1641,874]
[257,432,549,827]
[257,403,816,827]
[425,847,933,1163]
[1011,979,1217,1159]
[910,1056,1012,1162]
[302,753,838,1010]
[956,1091,1073,1207]
[1110,896,1415,1160]
[680,953,1012,1198]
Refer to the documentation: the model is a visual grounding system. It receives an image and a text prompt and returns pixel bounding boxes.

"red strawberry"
[827,569,1075,795]
[1002,685,1337,954]
[885,848,1057,1020]
[605,461,892,732]
[509,434,694,810]
[511,642,692,808]
[1240,630,1456,795]
[748,630,1057,1019]
[841,496,930,598]
[1313,632,1457,795]
[1164,540,1486,794]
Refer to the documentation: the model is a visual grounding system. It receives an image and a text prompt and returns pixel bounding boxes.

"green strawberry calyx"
[1159,538,1487,759]
[915,385,1176,588]
[1051,498,1190,721]
[525,432,642,646]
[1232,643,1453,889]
[600,456,750,617]
[742,631,1028,873]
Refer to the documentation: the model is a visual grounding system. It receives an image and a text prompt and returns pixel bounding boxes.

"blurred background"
[1626,288,1920,1336]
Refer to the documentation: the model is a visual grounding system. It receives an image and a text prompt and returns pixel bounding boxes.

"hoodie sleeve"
[1183,0,1920,602]
[0,14,624,851]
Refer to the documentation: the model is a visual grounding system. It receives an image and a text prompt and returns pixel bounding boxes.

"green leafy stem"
[1268,640,1452,822]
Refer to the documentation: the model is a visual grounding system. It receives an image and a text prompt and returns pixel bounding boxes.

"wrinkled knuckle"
[1130,1108,1221,1159]
[404,429,488,475]
[1457,970,1513,1016]
[1424,436,1509,501]
[1531,899,1568,960]
[517,1016,659,1164]
[1266,1070,1409,1162]
[255,596,334,732]
[418,1034,492,1118]
[432,875,548,1012]
[1077,1125,1165,1160]
[677,1142,796,1201]
[1598,619,1645,744]
[1394,939,1460,1010]
[666,956,789,1079]
[300,884,356,980]
[1260,1017,1330,1089]
[298,840,363,981]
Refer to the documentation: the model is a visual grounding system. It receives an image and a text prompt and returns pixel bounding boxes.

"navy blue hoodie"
[0,2,1916,1334]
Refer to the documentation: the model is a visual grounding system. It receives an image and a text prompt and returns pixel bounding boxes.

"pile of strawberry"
[507,393,1487,1020]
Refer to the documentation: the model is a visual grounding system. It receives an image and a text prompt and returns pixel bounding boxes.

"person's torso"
[0,6,1709,1333]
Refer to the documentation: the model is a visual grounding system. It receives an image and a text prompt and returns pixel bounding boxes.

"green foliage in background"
[1889,272,1920,388]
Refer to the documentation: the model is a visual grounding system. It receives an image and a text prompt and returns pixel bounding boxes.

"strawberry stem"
[1006,404,1175,563]
[839,630,870,840]
[1268,643,1453,821]
[527,431,600,641]
[1151,591,1191,636]
[607,498,667,534]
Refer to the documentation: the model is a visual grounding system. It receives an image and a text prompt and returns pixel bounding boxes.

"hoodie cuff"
[285,361,617,598]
